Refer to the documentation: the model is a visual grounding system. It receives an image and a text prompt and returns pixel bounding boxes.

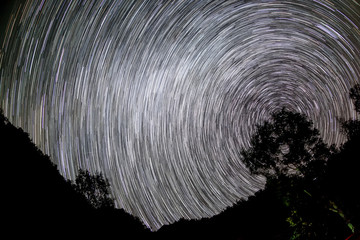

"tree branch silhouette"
[74,169,114,209]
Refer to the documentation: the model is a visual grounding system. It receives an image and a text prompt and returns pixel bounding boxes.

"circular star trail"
[1,0,360,231]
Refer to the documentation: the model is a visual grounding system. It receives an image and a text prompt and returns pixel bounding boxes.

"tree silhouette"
[241,108,331,180]
[239,109,358,239]
[325,83,360,239]
[74,169,115,209]
[341,84,360,140]
[349,83,360,113]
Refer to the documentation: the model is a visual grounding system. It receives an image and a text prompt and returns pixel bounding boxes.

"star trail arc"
[1,0,360,231]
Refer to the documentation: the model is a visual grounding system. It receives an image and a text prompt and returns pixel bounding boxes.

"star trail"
[1,0,360,231]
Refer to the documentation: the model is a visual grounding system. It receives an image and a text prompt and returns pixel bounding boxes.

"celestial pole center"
[1,0,359,231]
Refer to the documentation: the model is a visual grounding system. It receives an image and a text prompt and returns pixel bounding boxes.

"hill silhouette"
[156,187,292,239]
[1,109,150,238]
[2,107,359,239]
[0,108,291,239]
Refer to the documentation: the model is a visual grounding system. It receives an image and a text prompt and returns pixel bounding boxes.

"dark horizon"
[2,103,360,239]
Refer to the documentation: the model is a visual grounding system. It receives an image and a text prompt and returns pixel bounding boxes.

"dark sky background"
[0,0,359,231]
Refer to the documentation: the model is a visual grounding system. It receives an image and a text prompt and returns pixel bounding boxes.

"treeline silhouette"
[1,109,150,238]
[0,107,292,239]
[2,85,359,239]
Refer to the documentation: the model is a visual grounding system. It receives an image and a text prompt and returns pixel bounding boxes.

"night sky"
[1,0,360,231]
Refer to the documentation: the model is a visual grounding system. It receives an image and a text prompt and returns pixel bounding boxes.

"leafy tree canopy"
[241,108,331,179]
